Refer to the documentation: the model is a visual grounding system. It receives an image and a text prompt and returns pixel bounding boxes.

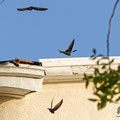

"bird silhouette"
[48,98,63,114]
[0,60,19,67]
[17,6,48,11]
[58,39,77,56]
[0,58,42,67]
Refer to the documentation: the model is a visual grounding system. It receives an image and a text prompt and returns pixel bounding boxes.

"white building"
[0,57,119,120]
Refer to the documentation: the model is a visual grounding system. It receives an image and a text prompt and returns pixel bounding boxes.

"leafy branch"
[84,50,120,110]
[83,0,120,110]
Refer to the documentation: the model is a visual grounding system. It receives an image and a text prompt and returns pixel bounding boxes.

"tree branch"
[107,0,120,57]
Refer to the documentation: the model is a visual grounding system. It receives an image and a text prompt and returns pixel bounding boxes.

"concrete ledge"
[43,75,84,84]
[40,57,120,83]
[0,57,119,97]
[0,87,34,98]
[0,63,45,98]
[40,56,120,67]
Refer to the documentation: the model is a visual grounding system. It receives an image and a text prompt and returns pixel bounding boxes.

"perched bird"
[14,59,42,66]
[0,58,42,67]
[58,39,77,56]
[17,6,48,11]
[48,98,63,114]
[0,60,19,67]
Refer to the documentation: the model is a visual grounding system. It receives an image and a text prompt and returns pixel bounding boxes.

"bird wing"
[66,39,75,52]
[11,61,19,67]
[51,98,54,109]
[17,7,32,11]
[0,60,8,64]
[0,60,19,67]
[32,7,48,11]
[52,99,63,111]
[71,50,77,53]
[8,60,19,67]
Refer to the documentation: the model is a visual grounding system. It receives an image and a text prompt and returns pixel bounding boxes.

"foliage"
[83,0,120,110]
[83,49,120,110]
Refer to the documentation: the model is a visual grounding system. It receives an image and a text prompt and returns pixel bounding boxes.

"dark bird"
[17,6,48,11]
[0,60,19,67]
[58,39,77,56]
[48,98,63,114]
[14,59,42,66]
[0,58,42,67]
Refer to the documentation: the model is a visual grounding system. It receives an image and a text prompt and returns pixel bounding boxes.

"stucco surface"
[0,83,119,120]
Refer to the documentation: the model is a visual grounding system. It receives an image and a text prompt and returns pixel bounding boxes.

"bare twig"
[107,0,120,57]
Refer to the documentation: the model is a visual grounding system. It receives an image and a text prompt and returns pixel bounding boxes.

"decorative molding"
[40,56,120,83]
[43,75,84,84]
[0,57,119,98]
[0,63,45,98]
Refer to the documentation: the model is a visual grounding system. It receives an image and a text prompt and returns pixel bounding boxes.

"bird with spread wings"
[48,98,63,114]
[58,39,77,56]
[17,6,48,11]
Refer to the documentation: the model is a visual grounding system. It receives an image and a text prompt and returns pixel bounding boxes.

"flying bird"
[17,6,48,11]
[58,39,77,56]
[0,60,19,67]
[48,98,63,114]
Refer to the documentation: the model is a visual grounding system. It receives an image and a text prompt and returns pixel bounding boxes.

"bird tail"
[71,50,77,53]
[58,50,63,53]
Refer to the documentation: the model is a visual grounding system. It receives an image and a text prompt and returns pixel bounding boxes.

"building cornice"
[0,56,119,98]
[0,63,44,98]
[40,56,120,83]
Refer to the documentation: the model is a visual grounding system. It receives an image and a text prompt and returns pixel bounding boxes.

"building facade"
[0,57,119,120]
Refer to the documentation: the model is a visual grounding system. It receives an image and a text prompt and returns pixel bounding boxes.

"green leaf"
[94,68,99,75]
[115,96,120,102]
[118,66,120,72]
[93,48,96,54]
[97,60,100,65]
[88,75,93,79]
[97,101,107,110]
[117,84,120,92]
[101,64,106,69]
[97,103,102,110]
[88,98,98,102]
[83,74,90,88]
[109,59,114,64]
[107,88,114,96]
